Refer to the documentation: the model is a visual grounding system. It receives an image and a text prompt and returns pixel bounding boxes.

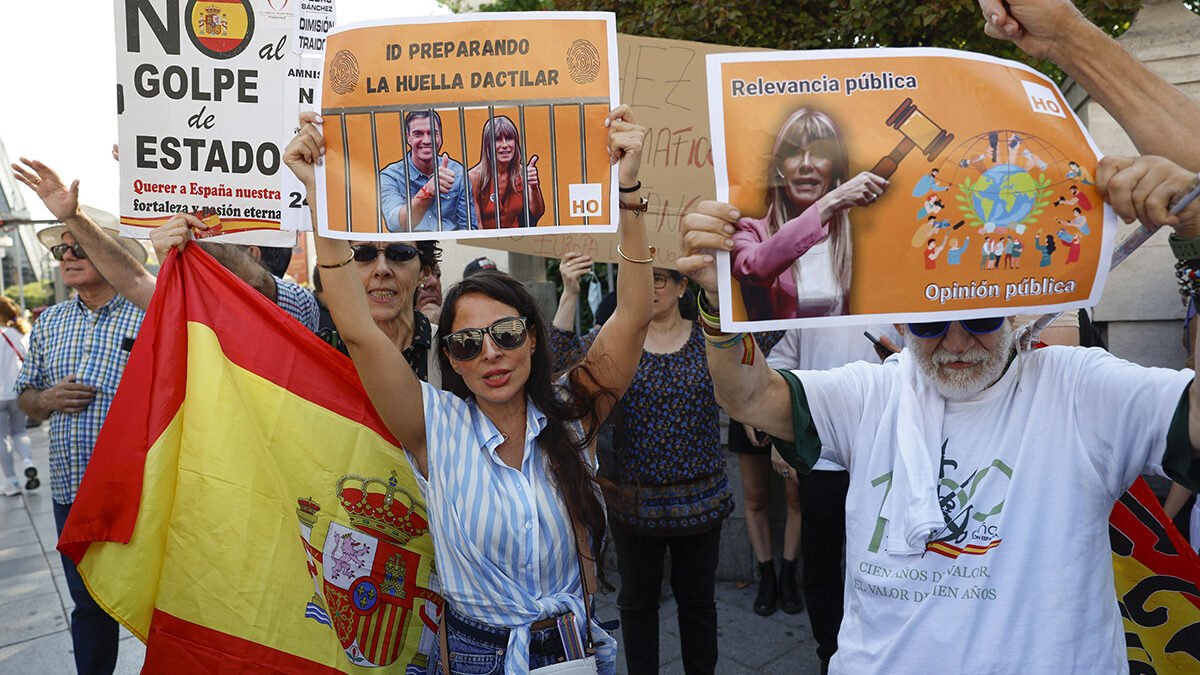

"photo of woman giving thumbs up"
[469,115,546,228]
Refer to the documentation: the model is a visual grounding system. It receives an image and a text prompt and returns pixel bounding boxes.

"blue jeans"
[54,501,119,675]
[427,606,614,675]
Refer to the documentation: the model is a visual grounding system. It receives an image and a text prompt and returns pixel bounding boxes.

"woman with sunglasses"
[732,108,888,321]
[469,115,545,229]
[551,259,743,674]
[285,107,651,675]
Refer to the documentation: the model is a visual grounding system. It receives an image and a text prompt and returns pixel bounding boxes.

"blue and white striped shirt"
[418,380,615,673]
[15,294,144,503]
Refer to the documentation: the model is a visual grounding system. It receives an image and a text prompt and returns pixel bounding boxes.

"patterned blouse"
[551,323,732,535]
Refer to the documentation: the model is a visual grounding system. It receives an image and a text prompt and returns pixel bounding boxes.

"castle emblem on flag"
[296,471,443,667]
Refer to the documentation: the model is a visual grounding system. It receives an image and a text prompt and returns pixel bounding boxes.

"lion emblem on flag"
[296,472,443,668]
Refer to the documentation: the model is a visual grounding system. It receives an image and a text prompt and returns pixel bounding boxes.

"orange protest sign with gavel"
[707,48,1113,331]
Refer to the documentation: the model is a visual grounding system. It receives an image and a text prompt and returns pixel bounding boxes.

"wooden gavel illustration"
[870,98,954,179]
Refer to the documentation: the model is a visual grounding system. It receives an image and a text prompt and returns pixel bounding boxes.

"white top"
[791,237,843,317]
[793,347,1191,674]
[767,324,901,471]
[0,326,28,401]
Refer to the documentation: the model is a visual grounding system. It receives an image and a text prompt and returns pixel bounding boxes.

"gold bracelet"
[316,252,354,269]
[616,244,656,264]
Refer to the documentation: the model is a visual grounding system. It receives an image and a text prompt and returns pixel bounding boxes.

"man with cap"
[463,255,499,278]
[8,209,147,675]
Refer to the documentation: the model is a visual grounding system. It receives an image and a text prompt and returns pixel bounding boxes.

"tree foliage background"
[468,1,1200,81]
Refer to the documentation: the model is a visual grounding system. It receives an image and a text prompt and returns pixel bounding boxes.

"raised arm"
[679,200,795,440]
[575,106,653,428]
[285,112,429,474]
[551,252,593,332]
[1097,154,1200,456]
[12,158,155,310]
[979,0,1200,171]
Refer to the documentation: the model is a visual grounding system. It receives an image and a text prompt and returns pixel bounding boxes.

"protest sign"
[467,33,757,269]
[115,0,298,246]
[315,12,618,242]
[708,48,1114,331]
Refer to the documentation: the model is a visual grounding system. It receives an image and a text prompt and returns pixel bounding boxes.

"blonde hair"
[0,296,29,335]
[766,108,852,296]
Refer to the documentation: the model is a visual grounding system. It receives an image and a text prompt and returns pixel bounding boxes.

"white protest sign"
[116,0,296,246]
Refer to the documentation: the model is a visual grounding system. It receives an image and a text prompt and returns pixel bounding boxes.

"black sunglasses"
[350,244,419,264]
[50,243,87,261]
[907,318,1006,339]
[443,316,529,361]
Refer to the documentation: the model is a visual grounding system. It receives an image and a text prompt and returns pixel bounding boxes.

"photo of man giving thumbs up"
[469,114,546,229]
[380,109,479,232]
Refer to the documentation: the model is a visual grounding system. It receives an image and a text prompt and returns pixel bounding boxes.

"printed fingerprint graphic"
[328,50,359,95]
[566,40,600,84]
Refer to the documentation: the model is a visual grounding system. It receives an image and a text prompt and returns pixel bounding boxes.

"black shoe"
[24,465,39,490]
[779,559,804,614]
[753,560,777,616]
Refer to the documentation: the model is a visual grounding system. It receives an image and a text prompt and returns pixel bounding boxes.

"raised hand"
[283,111,325,196]
[1098,155,1200,236]
[679,200,739,297]
[606,105,646,187]
[558,251,594,296]
[12,158,82,222]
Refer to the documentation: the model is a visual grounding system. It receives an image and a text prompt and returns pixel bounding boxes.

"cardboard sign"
[708,48,1114,331]
[115,0,298,246]
[467,33,758,268]
[315,12,619,242]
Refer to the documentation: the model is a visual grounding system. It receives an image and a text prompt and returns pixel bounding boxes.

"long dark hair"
[438,271,615,584]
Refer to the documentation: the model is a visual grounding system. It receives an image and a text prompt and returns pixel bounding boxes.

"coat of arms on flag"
[298,472,443,669]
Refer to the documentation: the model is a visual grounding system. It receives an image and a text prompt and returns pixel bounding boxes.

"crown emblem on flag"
[336,472,429,545]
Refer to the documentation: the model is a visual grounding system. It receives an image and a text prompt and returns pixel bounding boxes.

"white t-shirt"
[0,327,27,401]
[794,346,1192,674]
[767,324,901,471]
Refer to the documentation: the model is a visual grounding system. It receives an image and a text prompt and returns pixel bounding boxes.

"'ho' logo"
[1021,81,1065,119]
[568,183,602,218]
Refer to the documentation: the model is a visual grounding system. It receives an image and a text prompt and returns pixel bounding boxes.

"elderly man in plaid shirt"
[13,221,144,674]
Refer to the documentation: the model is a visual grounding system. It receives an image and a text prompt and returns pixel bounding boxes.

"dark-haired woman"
[469,115,545,229]
[553,263,730,674]
[286,106,651,675]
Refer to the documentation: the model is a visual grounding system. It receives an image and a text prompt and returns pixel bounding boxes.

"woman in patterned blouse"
[553,259,732,674]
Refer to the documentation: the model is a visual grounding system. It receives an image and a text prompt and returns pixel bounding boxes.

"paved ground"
[0,425,822,674]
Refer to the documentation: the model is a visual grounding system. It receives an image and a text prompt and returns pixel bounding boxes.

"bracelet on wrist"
[704,331,748,349]
[316,252,354,269]
[618,181,641,193]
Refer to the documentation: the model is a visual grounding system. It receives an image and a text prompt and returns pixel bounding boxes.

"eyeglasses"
[50,243,87,261]
[350,244,419,264]
[652,274,672,290]
[443,316,529,361]
[906,318,1006,339]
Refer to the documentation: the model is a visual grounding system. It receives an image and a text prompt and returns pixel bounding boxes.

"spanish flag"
[1110,478,1200,672]
[57,246,442,673]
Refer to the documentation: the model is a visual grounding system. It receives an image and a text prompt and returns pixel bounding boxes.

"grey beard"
[913,322,1015,401]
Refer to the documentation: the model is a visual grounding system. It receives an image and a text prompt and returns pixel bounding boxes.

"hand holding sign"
[679,200,739,299]
[606,105,645,188]
[1098,155,1200,237]
[558,251,593,295]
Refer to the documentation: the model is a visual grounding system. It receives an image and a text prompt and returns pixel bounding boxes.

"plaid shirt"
[15,294,144,503]
[274,277,319,332]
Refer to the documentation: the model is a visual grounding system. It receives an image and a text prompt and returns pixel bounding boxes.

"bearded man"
[679,154,1200,673]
